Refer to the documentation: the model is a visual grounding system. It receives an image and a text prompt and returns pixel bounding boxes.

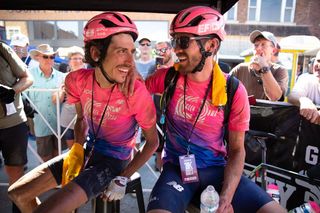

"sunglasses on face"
[171,36,211,49]
[155,48,168,55]
[140,43,151,47]
[42,55,55,60]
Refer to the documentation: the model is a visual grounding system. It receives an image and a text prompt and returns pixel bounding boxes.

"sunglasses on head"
[42,55,55,59]
[140,43,151,47]
[171,36,211,49]
[155,48,168,55]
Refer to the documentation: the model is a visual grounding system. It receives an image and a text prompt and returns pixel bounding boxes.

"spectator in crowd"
[0,42,33,213]
[288,50,320,125]
[10,33,31,65]
[135,38,156,147]
[135,38,155,79]
[26,44,66,162]
[143,6,286,213]
[10,33,36,138]
[8,11,158,213]
[148,40,175,171]
[230,30,288,101]
[60,46,86,149]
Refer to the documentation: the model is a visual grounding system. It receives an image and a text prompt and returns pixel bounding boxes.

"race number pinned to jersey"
[179,154,199,183]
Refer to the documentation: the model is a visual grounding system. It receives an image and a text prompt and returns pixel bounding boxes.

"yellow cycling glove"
[61,143,84,186]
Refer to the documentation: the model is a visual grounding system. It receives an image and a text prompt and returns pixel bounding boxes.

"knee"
[8,184,19,202]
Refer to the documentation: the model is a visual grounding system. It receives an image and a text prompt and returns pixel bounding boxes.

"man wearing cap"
[10,33,31,65]
[230,30,288,101]
[26,44,66,162]
[135,38,155,79]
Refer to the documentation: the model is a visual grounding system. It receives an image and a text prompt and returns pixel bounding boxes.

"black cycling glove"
[0,86,15,104]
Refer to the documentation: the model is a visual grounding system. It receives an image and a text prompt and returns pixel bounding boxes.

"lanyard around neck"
[183,75,212,153]
[90,73,115,140]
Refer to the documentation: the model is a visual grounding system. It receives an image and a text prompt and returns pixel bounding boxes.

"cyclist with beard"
[144,6,286,213]
[8,11,158,213]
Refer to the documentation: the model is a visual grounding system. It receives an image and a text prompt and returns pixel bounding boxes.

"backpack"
[160,67,239,145]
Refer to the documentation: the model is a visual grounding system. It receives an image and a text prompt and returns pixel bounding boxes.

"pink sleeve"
[65,71,81,104]
[145,68,168,94]
[129,81,156,129]
[228,82,250,131]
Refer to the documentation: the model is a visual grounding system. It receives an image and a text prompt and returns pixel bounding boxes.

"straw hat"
[29,44,57,60]
[67,46,85,59]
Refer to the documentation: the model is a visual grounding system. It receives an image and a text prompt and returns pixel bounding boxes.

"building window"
[6,26,20,40]
[33,21,55,39]
[248,0,295,23]
[224,3,238,21]
[57,21,79,39]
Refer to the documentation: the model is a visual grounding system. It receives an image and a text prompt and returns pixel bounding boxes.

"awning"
[0,0,238,14]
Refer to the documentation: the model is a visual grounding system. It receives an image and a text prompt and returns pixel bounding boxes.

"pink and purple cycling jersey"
[146,68,250,168]
[65,68,156,160]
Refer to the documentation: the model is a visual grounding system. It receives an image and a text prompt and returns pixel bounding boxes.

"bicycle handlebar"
[247,130,285,140]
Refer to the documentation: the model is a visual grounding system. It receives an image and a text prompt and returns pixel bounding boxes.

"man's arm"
[260,71,283,101]
[120,124,159,178]
[74,102,89,145]
[217,130,245,213]
[288,91,320,124]
[12,68,33,93]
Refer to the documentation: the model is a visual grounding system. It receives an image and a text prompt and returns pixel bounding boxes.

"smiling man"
[8,12,158,213]
[144,6,286,213]
[230,30,288,101]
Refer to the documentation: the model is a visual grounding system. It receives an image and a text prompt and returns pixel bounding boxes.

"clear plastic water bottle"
[288,201,320,213]
[200,185,219,213]
[266,183,280,203]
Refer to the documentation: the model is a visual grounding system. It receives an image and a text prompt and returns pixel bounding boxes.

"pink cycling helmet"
[84,12,138,43]
[170,6,226,41]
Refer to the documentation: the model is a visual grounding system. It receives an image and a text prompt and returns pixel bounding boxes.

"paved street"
[0,137,160,213]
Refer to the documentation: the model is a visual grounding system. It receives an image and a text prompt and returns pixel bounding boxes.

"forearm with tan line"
[219,131,246,205]
[120,124,159,179]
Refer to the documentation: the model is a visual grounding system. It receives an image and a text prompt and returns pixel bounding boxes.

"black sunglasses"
[42,55,55,59]
[140,43,151,47]
[155,48,168,55]
[171,36,211,49]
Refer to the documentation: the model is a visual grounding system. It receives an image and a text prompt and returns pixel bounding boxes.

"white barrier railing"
[22,87,159,181]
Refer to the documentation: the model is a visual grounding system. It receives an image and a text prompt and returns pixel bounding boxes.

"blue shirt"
[26,66,66,137]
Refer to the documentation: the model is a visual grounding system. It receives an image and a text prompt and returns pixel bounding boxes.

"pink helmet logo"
[198,23,225,34]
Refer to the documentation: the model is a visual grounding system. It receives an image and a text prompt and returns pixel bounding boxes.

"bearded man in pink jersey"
[8,12,158,213]
[143,6,286,213]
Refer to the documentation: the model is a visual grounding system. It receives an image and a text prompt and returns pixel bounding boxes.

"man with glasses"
[26,44,66,162]
[230,30,288,101]
[143,6,286,213]
[135,38,155,79]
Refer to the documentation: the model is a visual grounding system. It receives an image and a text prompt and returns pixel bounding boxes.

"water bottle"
[288,201,320,213]
[200,185,219,213]
[266,183,280,203]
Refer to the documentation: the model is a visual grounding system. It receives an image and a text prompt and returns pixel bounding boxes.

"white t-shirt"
[292,73,320,105]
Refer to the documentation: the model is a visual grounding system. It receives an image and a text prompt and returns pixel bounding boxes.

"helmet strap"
[191,40,213,73]
[99,64,117,84]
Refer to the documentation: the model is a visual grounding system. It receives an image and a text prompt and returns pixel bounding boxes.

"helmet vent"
[188,16,205,27]
[100,19,118,28]
[180,11,191,23]
[123,14,133,24]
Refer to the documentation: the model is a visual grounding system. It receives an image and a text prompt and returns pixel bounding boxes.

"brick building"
[0,0,319,66]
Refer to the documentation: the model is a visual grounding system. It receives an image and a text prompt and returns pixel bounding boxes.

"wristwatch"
[259,67,270,74]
